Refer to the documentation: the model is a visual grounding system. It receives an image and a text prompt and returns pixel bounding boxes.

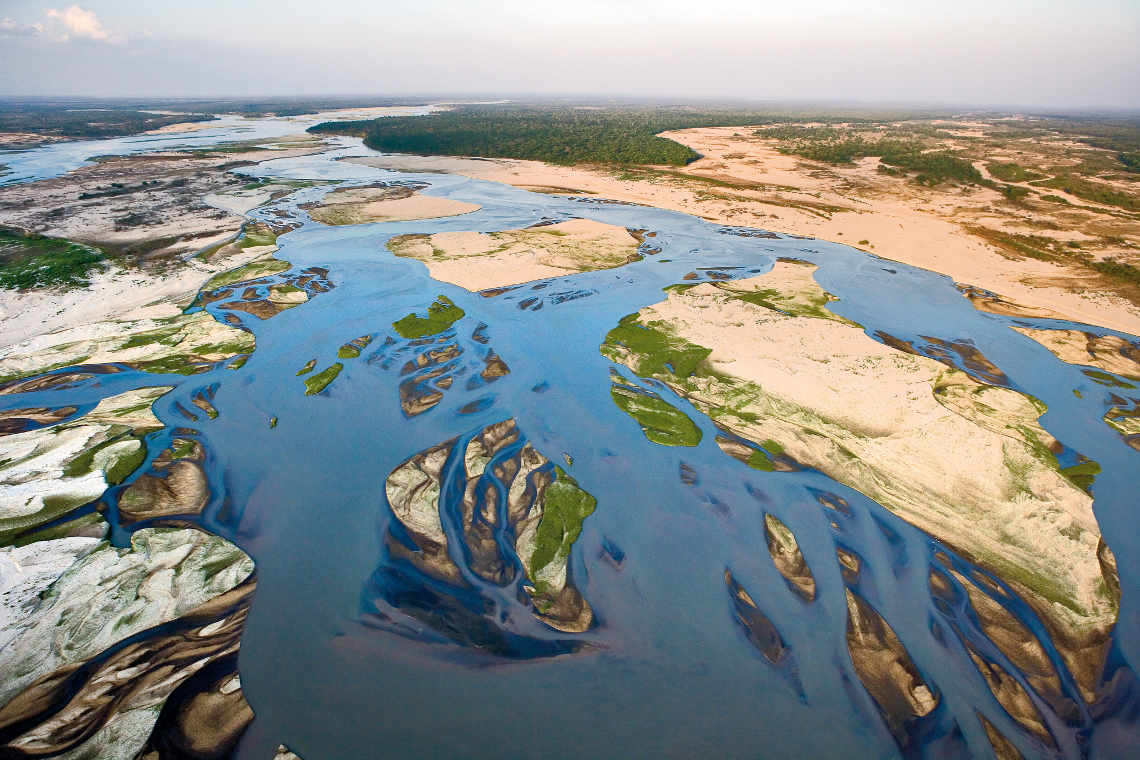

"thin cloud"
[0,18,46,38]
[45,5,118,43]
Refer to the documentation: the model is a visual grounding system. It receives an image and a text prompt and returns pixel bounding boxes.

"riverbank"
[347,122,1140,336]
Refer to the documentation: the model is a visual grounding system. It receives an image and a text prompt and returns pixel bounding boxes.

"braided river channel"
[3,124,1139,759]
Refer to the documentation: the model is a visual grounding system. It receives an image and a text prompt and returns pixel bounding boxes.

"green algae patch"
[304,363,343,395]
[602,313,711,378]
[297,359,316,376]
[392,295,465,338]
[610,384,702,446]
[530,467,597,585]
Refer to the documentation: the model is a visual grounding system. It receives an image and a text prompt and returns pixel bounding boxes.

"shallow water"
[0,108,433,185]
[3,133,1140,759]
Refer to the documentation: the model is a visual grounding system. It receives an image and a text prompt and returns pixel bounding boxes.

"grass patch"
[986,162,1044,182]
[304,363,343,395]
[200,258,290,292]
[610,385,702,446]
[602,313,711,378]
[0,228,106,289]
[12,512,105,547]
[529,467,597,581]
[1082,369,1136,388]
[392,295,465,338]
[1032,174,1140,211]
[746,449,775,471]
[964,226,1060,261]
[1060,460,1101,493]
[1088,257,1140,286]
[105,443,147,485]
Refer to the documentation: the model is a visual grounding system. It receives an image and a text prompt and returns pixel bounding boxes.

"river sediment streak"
[1,121,1139,759]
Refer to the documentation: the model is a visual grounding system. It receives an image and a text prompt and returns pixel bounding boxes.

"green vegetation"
[0,106,215,139]
[781,136,985,186]
[746,449,776,471]
[313,104,949,168]
[105,443,147,485]
[1088,257,1140,286]
[392,295,465,338]
[1061,460,1101,493]
[304,363,343,395]
[240,224,279,248]
[1032,174,1140,212]
[610,384,702,446]
[967,225,1140,291]
[338,334,373,359]
[199,258,291,293]
[986,162,1044,182]
[1082,369,1136,388]
[62,436,143,483]
[602,313,711,377]
[12,513,105,548]
[311,106,779,165]
[297,359,316,375]
[964,226,1061,261]
[169,439,199,460]
[529,467,597,583]
[0,228,106,289]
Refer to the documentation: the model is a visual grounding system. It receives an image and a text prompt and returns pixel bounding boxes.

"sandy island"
[603,260,1117,699]
[386,218,642,291]
[303,184,480,226]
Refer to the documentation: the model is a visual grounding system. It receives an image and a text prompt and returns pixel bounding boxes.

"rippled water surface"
[3,129,1139,759]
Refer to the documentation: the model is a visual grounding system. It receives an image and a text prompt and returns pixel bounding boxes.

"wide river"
[2,118,1139,759]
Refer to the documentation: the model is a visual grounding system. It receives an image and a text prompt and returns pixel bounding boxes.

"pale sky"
[1,0,1138,108]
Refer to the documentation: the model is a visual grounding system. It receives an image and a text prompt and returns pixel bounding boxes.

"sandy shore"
[349,131,1140,336]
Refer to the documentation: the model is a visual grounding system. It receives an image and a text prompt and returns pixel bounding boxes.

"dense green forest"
[309,105,959,166]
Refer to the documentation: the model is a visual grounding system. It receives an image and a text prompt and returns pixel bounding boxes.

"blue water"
[3,131,1139,759]
[0,108,433,185]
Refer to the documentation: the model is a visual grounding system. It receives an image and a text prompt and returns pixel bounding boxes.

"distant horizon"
[2,1,1137,110]
[2,93,1140,118]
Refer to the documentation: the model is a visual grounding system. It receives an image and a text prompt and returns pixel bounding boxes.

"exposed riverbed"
[2,126,1139,759]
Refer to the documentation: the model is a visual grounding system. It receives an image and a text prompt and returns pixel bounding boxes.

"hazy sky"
[1,0,1138,108]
